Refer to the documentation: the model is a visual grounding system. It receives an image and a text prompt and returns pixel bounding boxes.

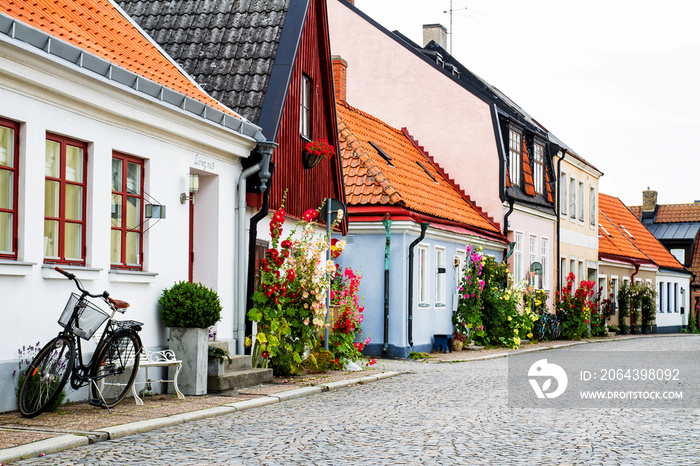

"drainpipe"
[244,166,274,354]
[555,151,565,294]
[502,197,515,259]
[236,141,276,355]
[408,222,429,348]
[382,218,392,355]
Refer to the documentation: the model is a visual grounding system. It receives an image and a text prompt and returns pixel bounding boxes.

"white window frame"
[435,247,446,307]
[674,283,679,312]
[560,171,567,216]
[513,231,524,282]
[529,234,537,271]
[589,185,596,228]
[578,180,585,224]
[569,177,576,220]
[509,129,522,187]
[541,237,549,290]
[658,281,664,312]
[300,75,312,139]
[578,260,584,285]
[417,244,430,306]
[533,143,544,195]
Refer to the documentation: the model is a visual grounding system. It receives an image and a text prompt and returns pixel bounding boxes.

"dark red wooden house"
[118,0,345,344]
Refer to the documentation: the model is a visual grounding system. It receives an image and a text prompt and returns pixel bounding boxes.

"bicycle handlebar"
[54,266,110,301]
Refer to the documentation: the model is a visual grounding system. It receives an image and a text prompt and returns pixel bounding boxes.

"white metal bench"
[131,347,185,405]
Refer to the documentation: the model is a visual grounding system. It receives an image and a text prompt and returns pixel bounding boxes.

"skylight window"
[620,225,634,239]
[368,141,393,166]
[416,161,439,184]
[600,225,612,237]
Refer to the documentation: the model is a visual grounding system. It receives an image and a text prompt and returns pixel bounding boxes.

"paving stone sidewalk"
[0,333,655,463]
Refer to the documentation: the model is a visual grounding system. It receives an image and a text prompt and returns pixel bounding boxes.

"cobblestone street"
[14,335,700,465]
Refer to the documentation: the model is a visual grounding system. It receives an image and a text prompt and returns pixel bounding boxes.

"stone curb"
[267,386,323,401]
[0,434,89,464]
[0,371,402,464]
[224,397,278,410]
[433,335,650,364]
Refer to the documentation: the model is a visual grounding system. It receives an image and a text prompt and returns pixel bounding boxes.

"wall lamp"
[180,174,199,204]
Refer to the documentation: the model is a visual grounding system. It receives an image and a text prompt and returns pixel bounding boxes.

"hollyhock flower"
[303,209,318,222]
[262,351,269,359]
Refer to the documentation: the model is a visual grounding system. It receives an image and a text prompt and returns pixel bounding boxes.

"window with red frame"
[111,153,144,269]
[44,134,87,264]
[0,118,19,260]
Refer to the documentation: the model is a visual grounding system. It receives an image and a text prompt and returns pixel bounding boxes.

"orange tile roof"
[0,0,238,117]
[336,100,501,234]
[630,203,700,223]
[598,194,685,270]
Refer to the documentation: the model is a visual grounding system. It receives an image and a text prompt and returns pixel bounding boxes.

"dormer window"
[508,129,521,187]
[533,143,544,195]
[435,52,444,68]
[450,64,460,78]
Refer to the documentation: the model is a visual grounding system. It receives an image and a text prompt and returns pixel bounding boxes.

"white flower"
[337,209,344,221]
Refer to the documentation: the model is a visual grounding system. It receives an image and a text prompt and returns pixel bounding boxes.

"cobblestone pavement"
[14,335,700,465]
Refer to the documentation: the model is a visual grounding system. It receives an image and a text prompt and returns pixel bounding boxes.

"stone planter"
[452,339,464,352]
[169,327,208,395]
[208,357,225,377]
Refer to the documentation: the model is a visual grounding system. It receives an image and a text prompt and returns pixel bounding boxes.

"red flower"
[303,209,318,222]
[281,240,293,249]
[262,351,269,359]
[287,270,296,281]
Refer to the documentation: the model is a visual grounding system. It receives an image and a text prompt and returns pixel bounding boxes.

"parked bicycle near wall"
[532,310,563,341]
[18,267,143,418]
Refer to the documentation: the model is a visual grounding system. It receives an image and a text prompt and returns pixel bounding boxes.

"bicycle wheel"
[550,319,563,340]
[532,319,547,340]
[90,330,141,408]
[19,336,75,418]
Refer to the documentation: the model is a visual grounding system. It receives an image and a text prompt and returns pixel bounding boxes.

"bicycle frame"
[54,267,142,409]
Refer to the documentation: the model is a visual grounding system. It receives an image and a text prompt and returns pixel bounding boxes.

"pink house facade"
[328,0,560,304]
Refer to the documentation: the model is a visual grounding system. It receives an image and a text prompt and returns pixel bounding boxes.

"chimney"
[423,23,448,49]
[332,55,348,102]
[642,187,658,212]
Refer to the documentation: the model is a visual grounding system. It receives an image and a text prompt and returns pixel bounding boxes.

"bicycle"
[18,267,143,418]
[532,311,563,341]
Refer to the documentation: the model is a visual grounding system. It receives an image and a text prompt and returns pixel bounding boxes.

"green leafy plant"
[208,346,232,365]
[637,282,657,334]
[158,281,222,328]
[409,352,429,360]
[248,196,338,376]
[617,282,632,335]
[13,343,66,412]
[607,325,619,333]
[556,273,593,340]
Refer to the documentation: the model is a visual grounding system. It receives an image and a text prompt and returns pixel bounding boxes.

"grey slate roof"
[648,222,700,241]
[117,0,291,124]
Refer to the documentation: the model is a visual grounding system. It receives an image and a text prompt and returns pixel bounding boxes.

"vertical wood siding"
[268,0,345,222]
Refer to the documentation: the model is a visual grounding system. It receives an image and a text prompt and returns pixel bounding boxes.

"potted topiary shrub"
[159,281,222,395]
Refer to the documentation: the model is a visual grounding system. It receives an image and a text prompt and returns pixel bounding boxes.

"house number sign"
[193,153,215,171]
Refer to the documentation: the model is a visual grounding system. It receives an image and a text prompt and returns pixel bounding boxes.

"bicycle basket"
[58,293,109,340]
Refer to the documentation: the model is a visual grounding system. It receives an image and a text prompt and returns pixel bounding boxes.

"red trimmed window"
[44,134,87,265]
[0,118,19,260]
[111,153,144,270]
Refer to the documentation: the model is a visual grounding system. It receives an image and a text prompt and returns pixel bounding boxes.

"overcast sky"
[352,0,699,207]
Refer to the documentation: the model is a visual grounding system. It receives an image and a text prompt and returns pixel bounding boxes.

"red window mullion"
[0,118,19,260]
[45,134,87,265]
[112,153,143,270]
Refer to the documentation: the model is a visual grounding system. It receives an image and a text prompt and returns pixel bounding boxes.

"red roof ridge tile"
[401,127,502,231]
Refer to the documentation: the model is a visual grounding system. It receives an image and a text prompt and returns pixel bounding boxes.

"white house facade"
[0,10,264,411]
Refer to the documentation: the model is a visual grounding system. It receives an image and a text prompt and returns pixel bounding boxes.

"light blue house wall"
[335,220,504,358]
